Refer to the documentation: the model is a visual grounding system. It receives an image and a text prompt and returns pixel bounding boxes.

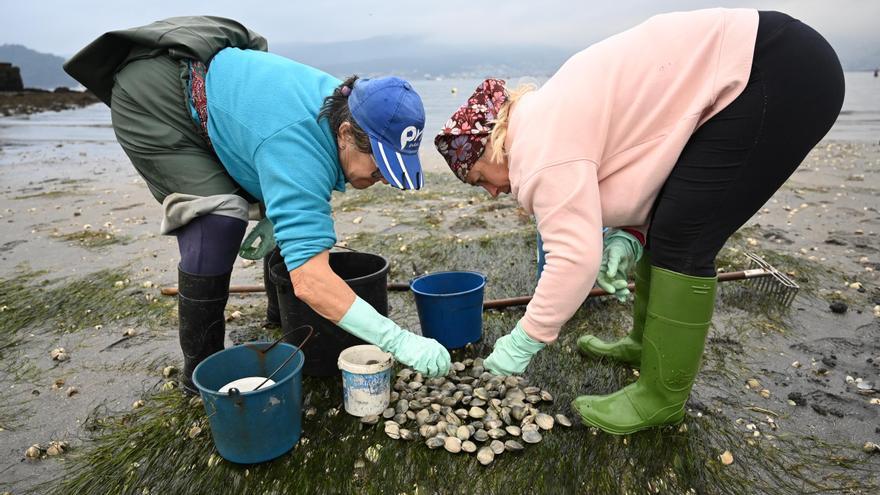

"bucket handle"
[251,325,314,392]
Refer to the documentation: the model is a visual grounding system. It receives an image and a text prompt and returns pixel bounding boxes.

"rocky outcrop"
[0,62,24,91]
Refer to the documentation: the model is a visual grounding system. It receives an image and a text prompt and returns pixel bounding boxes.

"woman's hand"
[338,297,450,377]
[484,323,546,375]
[596,230,643,302]
[293,251,451,376]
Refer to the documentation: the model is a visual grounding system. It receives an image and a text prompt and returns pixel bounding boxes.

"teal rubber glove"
[338,297,451,377]
[596,230,643,302]
[484,323,546,375]
[239,217,277,260]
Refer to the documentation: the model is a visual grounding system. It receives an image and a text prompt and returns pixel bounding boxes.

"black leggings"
[647,11,845,277]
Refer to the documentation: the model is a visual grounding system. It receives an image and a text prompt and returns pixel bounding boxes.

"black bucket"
[268,250,389,377]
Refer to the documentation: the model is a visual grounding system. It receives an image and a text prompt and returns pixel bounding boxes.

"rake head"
[735,251,800,308]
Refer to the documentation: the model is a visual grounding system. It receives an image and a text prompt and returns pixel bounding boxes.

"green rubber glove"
[338,297,451,377]
[239,217,277,260]
[596,230,643,302]
[484,322,546,375]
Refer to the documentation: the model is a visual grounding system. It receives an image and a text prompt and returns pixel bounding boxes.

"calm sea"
[1,72,877,159]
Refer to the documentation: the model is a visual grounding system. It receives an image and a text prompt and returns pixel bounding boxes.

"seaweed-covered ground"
[0,125,878,494]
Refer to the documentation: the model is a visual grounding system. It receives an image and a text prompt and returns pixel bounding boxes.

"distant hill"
[1,34,875,92]
[272,36,574,79]
[0,44,77,89]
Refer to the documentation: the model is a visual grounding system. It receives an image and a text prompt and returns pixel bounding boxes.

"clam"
[444,436,462,453]
[445,412,461,426]
[446,424,459,437]
[426,437,445,449]
[505,425,521,437]
[407,381,422,390]
[393,413,407,424]
[555,414,572,427]
[504,440,524,452]
[541,390,554,402]
[536,413,555,430]
[453,361,466,372]
[456,425,471,441]
[524,386,541,395]
[384,421,401,440]
[360,415,380,425]
[526,395,542,404]
[474,429,489,442]
[399,428,414,441]
[462,440,477,453]
[416,408,430,425]
[474,387,489,400]
[50,348,69,362]
[506,388,526,402]
[468,406,486,419]
[477,447,495,466]
[25,444,41,458]
[511,405,526,421]
[487,428,506,439]
[455,408,469,419]
[406,410,416,421]
[382,408,395,419]
[522,429,543,444]
[419,425,437,438]
[485,419,503,430]
[490,439,505,455]
[522,423,539,433]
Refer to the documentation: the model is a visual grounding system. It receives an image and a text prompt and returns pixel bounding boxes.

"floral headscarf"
[434,79,508,182]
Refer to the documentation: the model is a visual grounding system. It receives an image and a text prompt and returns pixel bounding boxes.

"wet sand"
[0,110,878,492]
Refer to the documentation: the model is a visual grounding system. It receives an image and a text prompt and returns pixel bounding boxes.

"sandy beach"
[0,99,878,493]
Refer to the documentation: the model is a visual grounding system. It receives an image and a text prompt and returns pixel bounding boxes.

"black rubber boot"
[263,249,281,328]
[178,267,231,395]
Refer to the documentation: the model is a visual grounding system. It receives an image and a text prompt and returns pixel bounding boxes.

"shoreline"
[0,89,99,117]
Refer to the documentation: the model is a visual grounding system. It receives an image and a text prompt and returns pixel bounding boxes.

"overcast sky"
[1,0,877,55]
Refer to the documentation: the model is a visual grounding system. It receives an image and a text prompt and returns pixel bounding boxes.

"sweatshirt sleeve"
[254,122,337,271]
[518,160,603,343]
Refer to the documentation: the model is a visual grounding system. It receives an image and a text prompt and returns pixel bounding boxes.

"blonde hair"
[489,83,536,161]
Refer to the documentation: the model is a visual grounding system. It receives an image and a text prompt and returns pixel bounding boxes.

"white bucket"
[337,345,393,417]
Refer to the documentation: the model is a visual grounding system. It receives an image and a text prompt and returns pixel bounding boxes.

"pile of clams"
[360,357,571,466]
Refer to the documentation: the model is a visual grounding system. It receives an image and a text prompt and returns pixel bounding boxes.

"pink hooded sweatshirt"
[508,8,759,342]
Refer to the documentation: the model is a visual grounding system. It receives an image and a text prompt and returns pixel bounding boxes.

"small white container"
[218,376,276,394]
[337,345,393,417]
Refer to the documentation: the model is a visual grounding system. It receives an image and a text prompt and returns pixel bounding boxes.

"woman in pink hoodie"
[434,9,843,434]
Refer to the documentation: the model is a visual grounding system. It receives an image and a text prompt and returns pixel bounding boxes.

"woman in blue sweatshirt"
[65,17,450,393]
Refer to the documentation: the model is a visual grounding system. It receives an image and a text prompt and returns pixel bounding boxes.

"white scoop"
[218,376,276,393]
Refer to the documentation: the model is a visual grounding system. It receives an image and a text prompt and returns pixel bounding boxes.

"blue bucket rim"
[410,270,487,298]
[192,341,305,398]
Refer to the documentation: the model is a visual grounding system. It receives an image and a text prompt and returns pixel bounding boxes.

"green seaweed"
[0,268,175,381]
[39,220,879,495]
[57,229,130,249]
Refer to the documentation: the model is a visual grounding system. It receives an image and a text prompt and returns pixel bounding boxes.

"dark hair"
[318,75,371,154]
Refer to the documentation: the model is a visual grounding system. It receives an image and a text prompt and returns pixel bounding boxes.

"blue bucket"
[192,341,305,464]
[410,271,487,349]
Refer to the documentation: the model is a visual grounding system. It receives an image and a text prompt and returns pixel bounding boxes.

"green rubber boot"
[577,252,652,367]
[572,266,717,435]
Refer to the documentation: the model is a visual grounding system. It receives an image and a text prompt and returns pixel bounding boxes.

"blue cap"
[349,77,425,190]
